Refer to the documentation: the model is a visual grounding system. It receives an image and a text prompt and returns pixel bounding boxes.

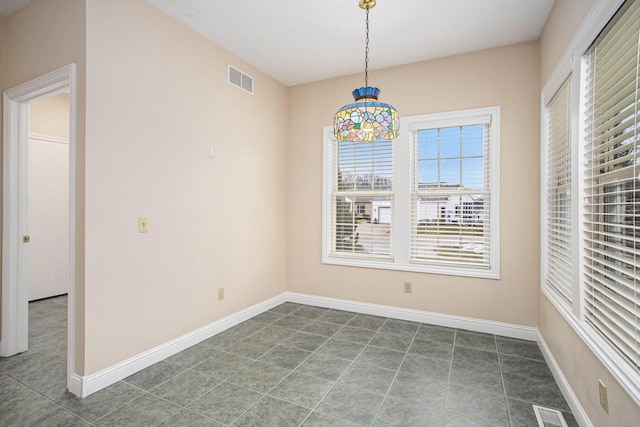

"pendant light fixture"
[334,0,399,142]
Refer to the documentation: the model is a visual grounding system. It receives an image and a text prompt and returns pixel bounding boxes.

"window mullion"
[576,54,589,321]
[395,126,411,265]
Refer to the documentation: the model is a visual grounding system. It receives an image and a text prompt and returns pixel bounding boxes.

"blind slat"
[546,75,573,302]
[330,139,394,257]
[583,0,640,375]
[410,123,492,269]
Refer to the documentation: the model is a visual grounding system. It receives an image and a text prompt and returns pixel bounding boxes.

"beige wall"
[288,42,540,327]
[30,93,70,138]
[0,16,6,340]
[83,0,288,374]
[0,17,5,86]
[1,0,86,374]
[540,298,640,426]
[4,0,85,87]
[538,0,640,424]
[539,0,597,85]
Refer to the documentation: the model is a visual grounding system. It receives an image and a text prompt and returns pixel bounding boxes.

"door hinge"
[23,235,30,243]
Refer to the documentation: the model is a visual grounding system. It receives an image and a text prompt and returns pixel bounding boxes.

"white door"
[29,133,70,300]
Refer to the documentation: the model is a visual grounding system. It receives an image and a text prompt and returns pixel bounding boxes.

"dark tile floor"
[0,297,578,426]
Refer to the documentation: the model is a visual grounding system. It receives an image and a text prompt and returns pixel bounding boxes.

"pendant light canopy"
[333,0,399,142]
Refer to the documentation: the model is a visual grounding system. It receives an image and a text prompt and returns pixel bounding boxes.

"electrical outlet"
[138,217,149,233]
[404,282,412,293]
[599,379,609,413]
[218,287,224,300]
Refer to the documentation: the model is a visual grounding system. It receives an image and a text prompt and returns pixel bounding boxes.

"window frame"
[322,106,501,279]
[409,112,498,276]
[540,0,640,405]
[542,75,575,306]
[328,137,395,261]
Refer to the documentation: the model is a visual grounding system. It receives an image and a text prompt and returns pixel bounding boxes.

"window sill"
[323,255,500,279]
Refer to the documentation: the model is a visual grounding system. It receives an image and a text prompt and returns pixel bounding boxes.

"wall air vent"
[227,64,253,94]
[532,405,568,427]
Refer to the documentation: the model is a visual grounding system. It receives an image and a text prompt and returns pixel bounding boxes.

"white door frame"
[1,64,78,395]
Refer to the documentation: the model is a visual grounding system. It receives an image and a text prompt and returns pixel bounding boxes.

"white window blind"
[410,119,493,271]
[583,0,640,374]
[329,139,394,259]
[546,76,573,303]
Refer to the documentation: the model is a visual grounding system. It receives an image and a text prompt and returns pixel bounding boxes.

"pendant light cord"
[365,6,370,88]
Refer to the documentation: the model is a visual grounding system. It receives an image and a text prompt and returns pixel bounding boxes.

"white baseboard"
[287,292,537,340]
[0,341,3,355]
[76,293,286,397]
[75,291,538,398]
[69,373,83,397]
[537,330,592,427]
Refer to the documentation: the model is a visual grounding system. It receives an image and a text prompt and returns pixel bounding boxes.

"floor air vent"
[533,405,568,427]
[227,64,253,94]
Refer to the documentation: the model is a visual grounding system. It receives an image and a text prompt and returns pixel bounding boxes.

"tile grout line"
[10,299,95,425]
[496,336,514,427]
[21,301,318,426]
[224,306,360,426]
[368,321,422,427]
[144,383,221,427]
[442,328,459,426]
[297,312,389,427]
[101,378,226,427]
[446,332,513,426]
[15,301,573,426]
[225,307,316,425]
[143,365,228,424]
[144,340,251,420]
[284,309,383,426]
[97,354,226,426]
[90,384,157,426]
[1,368,96,425]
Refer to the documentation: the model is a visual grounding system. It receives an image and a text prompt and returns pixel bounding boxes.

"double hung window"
[582,0,640,376]
[410,117,494,272]
[323,107,500,278]
[545,77,574,303]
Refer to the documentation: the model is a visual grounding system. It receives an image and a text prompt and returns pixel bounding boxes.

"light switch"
[138,217,149,233]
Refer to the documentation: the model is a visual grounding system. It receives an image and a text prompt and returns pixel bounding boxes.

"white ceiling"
[148,0,555,87]
[1,0,556,86]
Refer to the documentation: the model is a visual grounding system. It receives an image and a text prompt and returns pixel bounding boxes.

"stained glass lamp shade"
[334,86,399,142]
[333,0,399,142]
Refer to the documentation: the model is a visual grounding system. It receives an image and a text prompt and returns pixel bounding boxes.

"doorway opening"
[30,94,70,302]
[1,64,78,396]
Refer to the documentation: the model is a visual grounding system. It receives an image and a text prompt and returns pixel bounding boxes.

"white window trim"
[323,106,500,279]
[540,0,640,405]
[541,72,583,319]
[540,75,574,307]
